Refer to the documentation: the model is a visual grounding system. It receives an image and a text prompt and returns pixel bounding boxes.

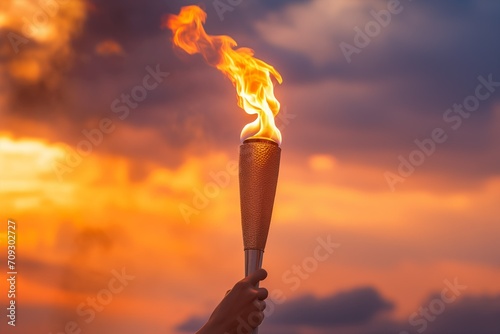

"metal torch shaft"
[245,249,264,334]
[245,249,264,277]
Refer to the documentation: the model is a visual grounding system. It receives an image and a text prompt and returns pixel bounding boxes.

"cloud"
[0,0,88,110]
[369,293,500,334]
[95,39,125,56]
[2,0,500,188]
[176,287,393,333]
[255,0,500,71]
[268,287,393,327]
[422,294,500,334]
[176,315,206,332]
[255,0,371,65]
[273,289,500,334]
[176,285,500,334]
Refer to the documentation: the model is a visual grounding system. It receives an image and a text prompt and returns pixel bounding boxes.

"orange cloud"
[95,39,125,57]
[0,0,87,92]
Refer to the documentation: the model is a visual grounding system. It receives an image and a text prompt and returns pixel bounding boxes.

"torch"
[240,138,280,275]
[240,138,280,333]
[166,6,283,333]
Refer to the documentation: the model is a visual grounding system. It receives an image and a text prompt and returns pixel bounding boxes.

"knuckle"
[234,281,248,290]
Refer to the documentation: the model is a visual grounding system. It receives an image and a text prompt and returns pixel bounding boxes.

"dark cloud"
[176,287,393,333]
[177,286,500,333]
[423,294,500,334]
[248,288,500,334]
[255,0,500,186]
[268,287,393,327]
[362,293,500,334]
[176,315,207,332]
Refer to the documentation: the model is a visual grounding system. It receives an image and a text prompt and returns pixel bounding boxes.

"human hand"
[196,269,268,334]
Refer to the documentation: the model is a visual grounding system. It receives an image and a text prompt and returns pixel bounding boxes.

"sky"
[1,0,500,333]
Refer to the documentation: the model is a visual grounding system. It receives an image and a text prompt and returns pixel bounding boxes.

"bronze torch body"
[239,138,281,279]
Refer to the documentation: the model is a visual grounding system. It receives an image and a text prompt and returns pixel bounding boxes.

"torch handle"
[245,249,264,277]
[245,249,264,334]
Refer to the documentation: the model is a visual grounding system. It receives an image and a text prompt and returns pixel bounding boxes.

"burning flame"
[165,5,283,144]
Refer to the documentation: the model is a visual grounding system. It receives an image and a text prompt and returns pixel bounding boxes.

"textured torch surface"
[239,139,281,251]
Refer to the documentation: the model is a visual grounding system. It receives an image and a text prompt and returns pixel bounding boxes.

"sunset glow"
[1,1,500,333]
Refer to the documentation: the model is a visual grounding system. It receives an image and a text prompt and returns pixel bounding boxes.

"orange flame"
[164,5,283,144]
